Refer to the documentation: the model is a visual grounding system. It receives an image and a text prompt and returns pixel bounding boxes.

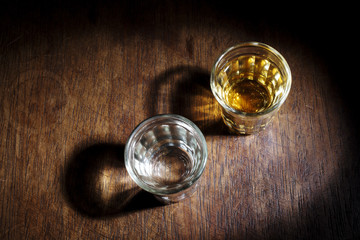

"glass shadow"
[62,143,162,219]
[148,65,231,136]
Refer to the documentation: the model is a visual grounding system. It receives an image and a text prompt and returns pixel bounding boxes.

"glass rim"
[124,114,208,195]
[210,42,292,117]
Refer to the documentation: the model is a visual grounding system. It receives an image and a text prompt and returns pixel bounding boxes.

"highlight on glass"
[210,42,292,134]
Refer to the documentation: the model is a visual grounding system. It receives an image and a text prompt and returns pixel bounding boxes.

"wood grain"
[1,1,359,239]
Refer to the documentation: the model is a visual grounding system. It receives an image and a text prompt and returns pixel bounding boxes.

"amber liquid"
[224,78,271,113]
[218,55,281,113]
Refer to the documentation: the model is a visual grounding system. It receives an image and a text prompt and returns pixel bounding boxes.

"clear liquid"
[135,123,199,190]
[145,142,193,187]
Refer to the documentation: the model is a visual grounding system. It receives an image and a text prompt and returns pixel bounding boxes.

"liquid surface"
[217,55,282,113]
[142,140,194,189]
[224,78,271,113]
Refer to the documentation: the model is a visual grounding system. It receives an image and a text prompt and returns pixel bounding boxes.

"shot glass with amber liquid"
[210,42,292,134]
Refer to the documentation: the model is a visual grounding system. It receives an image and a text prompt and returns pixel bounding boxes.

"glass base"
[153,181,199,204]
[221,110,273,135]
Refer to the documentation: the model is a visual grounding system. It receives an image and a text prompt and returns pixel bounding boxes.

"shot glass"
[210,42,292,134]
[124,114,208,203]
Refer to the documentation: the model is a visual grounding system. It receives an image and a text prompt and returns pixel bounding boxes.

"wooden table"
[1,1,359,239]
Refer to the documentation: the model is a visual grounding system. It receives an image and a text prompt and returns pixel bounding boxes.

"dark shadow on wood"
[62,143,163,219]
[148,65,235,136]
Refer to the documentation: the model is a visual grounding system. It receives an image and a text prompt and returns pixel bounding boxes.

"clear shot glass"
[210,42,292,134]
[124,114,208,203]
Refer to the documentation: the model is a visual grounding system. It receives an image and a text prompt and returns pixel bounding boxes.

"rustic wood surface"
[1,1,359,239]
